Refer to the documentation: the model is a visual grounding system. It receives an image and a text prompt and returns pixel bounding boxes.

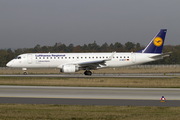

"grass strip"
[0,104,180,120]
[0,77,180,88]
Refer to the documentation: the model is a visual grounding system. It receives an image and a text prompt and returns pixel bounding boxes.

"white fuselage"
[6,52,161,69]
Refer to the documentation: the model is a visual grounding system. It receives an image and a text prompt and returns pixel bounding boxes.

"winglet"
[110,51,116,59]
[103,51,116,61]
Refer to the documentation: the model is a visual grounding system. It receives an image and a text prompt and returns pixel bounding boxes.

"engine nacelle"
[60,65,79,73]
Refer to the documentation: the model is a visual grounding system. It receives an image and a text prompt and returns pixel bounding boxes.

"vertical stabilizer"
[139,29,167,53]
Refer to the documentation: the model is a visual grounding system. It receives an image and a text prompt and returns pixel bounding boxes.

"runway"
[0,73,176,78]
[0,86,180,106]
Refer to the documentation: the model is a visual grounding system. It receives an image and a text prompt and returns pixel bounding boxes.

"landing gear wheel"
[23,72,27,75]
[84,70,92,76]
[22,68,27,75]
[88,71,92,75]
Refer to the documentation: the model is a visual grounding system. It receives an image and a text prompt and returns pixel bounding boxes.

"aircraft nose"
[6,61,12,67]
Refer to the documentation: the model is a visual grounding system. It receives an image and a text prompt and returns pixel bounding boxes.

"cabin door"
[131,53,136,63]
[27,54,33,64]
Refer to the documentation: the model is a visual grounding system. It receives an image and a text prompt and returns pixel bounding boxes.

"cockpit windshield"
[14,56,21,59]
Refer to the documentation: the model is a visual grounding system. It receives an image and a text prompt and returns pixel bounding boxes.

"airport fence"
[1,64,180,70]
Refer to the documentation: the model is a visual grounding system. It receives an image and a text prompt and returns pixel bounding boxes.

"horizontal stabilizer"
[149,52,171,59]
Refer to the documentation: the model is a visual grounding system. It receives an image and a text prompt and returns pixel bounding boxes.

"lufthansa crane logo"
[153,37,163,47]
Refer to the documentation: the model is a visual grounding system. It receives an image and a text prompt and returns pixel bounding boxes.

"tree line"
[0,41,179,66]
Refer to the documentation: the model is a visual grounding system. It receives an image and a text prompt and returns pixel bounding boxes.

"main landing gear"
[84,70,92,76]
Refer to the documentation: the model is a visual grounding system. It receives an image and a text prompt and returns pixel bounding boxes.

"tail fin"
[137,29,167,53]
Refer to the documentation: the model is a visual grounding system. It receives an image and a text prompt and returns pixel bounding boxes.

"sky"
[0,0,180,49]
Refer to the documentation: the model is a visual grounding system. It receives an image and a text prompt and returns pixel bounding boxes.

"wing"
[77,60,107,69]
[77,52,116,69]
[67,52,116,70]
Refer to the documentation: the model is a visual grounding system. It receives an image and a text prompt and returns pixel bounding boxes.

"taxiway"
[0,86,179,106]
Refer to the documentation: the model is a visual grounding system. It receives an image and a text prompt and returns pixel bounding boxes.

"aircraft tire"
[23,72,27,75]
[84,71,92,76]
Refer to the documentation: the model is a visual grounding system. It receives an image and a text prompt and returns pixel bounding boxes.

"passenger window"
[124,56,126,58]
[69,57,71,59]
[116,56,118,58]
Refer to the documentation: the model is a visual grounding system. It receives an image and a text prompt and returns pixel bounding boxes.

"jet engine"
[60,65,79,73]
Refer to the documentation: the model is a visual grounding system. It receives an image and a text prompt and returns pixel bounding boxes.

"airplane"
[6,29,169,75]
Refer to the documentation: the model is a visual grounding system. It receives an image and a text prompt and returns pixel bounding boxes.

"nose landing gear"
[23,72,27,75]
[22,68,27,75]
